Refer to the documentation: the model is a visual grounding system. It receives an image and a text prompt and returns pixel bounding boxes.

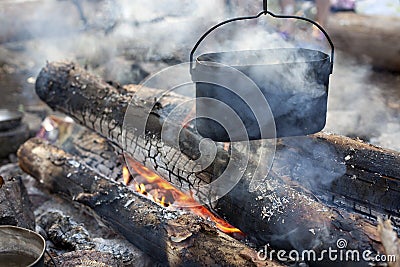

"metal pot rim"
[0,225,46,267]
[195,48,331,68]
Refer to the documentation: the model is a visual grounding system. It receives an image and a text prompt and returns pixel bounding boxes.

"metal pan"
[0,109,23,132]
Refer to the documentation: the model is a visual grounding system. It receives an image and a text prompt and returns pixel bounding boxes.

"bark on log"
[35,61,227,201]
[318,133,400,215]
[35,61,389,259]
[18,138,275,267]
[274,133,400,217]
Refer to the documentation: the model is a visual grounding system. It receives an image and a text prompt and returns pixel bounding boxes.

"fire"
[122,157,243,235]
[135,183,147,195]
[122,165,131,185]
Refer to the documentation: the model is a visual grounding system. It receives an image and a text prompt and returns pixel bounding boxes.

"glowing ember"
[123,156,243,235]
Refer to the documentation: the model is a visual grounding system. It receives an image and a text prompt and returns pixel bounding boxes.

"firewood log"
[274,133,400,217]
[0,175,35,230]
[18,138,276,267]
[35,61,389,259]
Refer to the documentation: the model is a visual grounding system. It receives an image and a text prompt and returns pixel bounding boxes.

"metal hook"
[190,1,335,73]
[263,0,268,13]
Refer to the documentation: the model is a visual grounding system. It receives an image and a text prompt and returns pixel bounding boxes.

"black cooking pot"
[190,4,334,142]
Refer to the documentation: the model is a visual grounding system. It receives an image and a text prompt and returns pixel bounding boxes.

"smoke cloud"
[1,1,398,147]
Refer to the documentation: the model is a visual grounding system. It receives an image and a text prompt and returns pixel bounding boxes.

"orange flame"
[123,157,243,235]
[123,165,131,185]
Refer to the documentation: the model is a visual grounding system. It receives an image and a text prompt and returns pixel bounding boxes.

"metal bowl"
[0,225,45,267]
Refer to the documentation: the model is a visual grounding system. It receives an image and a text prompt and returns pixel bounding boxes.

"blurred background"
[0,0,399,160]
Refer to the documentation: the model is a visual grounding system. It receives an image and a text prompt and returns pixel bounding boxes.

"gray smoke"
[0,0,226,83]
[273,136,346,188]
[325,53,400,151]
[3,0,395,146]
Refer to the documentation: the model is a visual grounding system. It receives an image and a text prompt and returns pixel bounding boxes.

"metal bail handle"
[190,1,335,73]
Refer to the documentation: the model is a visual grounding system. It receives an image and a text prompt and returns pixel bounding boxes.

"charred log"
[0,175,35,230]
[274,133,400,217]
[39,211,95,251]
[18,138,276,267]
[35,61,392,258]
[51,250,122,267]
[0,161,151,266]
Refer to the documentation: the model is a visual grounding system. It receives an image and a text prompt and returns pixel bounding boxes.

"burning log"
[18,138,275,267]
[35,61,391,257]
